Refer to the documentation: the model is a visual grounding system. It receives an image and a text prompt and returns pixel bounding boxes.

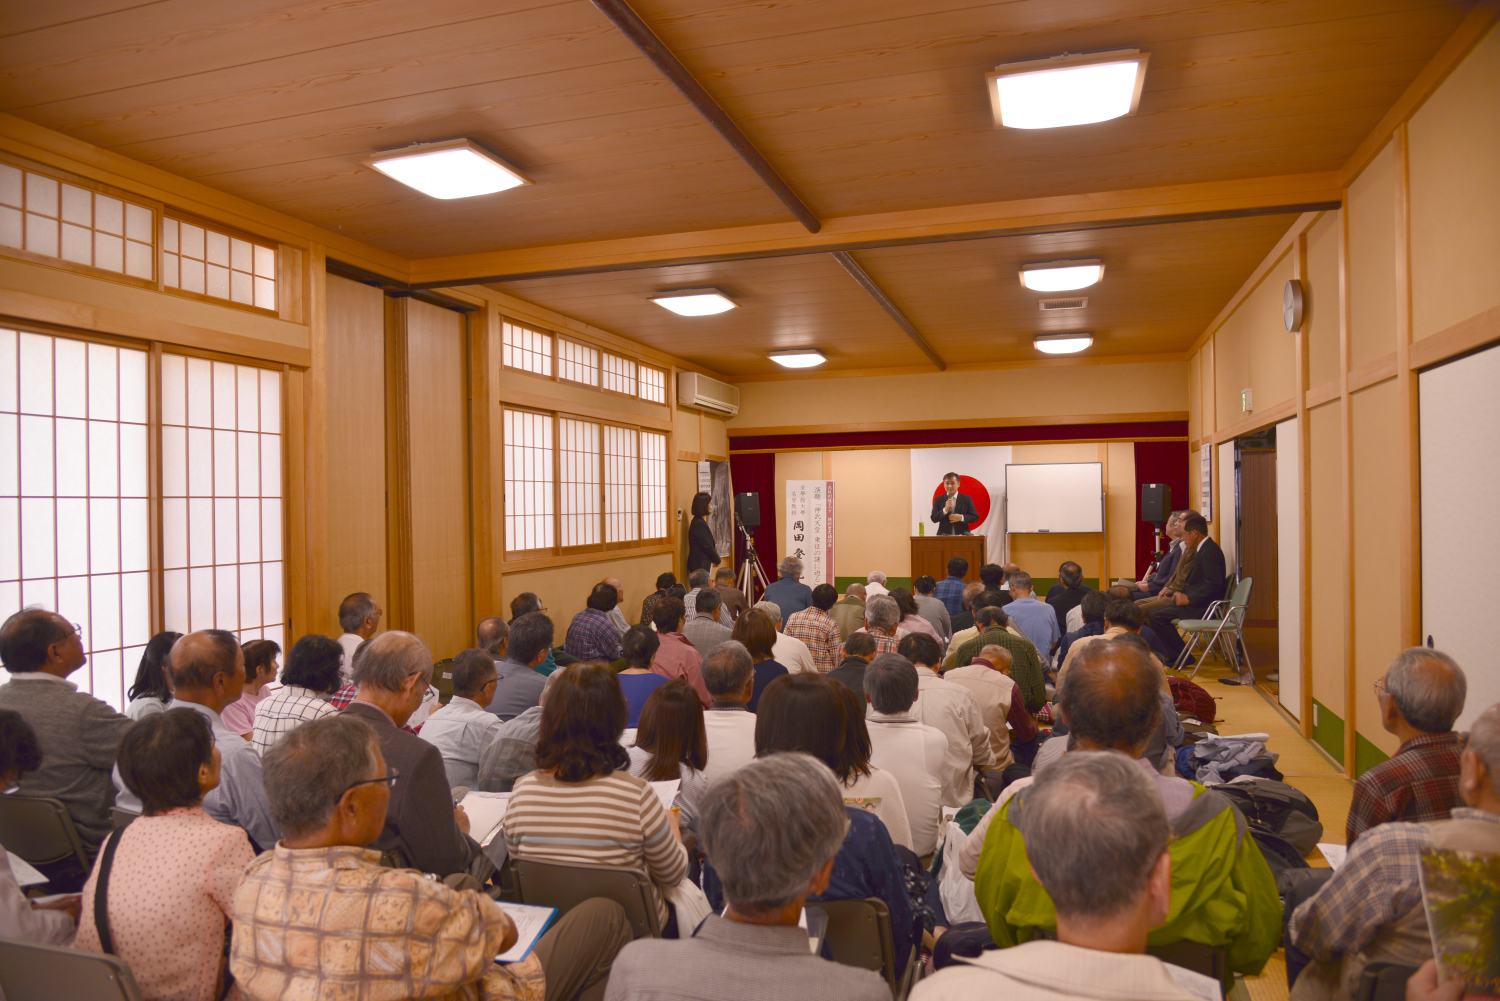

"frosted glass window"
[502,409,554,553]
[638,365,666,404]
[558,418,600,547]
[160,354,283,650]
[501,322,552,377]
[0,164,153,281]
[601,353,637,396]
[558,339,599,387]
[0,328,149,706]
[161,217,276,311]
[641,431,667,540]
[603,425,638,543]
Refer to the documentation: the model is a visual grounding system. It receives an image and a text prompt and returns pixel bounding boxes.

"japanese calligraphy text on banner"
[784,479,835,587]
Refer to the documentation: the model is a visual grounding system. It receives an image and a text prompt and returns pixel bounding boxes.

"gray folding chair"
[1147,940,1232,994]
[510,856,662,939]
[1173,577,1254,678]
[0,936,144,1001]
[818,897,918,999]
[109,807,140,832]
[0,794,90,873]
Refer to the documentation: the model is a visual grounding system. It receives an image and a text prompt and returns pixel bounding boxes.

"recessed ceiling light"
[651,289,736,316]
[1020,259,1105,292]
[364,139,530,199]
[987,49,1149,130]
[768,350,826,368]
[1034,333,1094,355]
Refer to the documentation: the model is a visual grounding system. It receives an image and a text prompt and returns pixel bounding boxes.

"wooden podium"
[910,535,985,583]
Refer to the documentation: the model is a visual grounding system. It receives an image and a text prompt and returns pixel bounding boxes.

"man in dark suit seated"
[930,472,978,535]
[1146,513,1226,669]
[1124,511,1186,599]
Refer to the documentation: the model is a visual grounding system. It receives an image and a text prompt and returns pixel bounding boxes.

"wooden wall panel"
[1409,25,1500,342]
[1106,442,1137,584]
[1346,142,1399,370]
[1351,379,1404,758]
[1238,449,1278,622]
[1307,401,1347,721]
[773,450,823,573]
[324,275,388,626]
[1188,353,1202,445]
[406,299,471,659]
[1214,250,1295,431]
[1305,211,1344,388]
[505,552,674,636]
[828,449,911,580]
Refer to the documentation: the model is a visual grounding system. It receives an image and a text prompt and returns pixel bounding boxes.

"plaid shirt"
[639,590,666,626]
[231,844,544,1001]
[327,684,423,736]
[1290,808,1500,967]
[784,607,843,673]
[249,685,337,756]
[565,608,623,662]
[1346,731,1465,844]
[933,575,967,617]
[853,625,906,657]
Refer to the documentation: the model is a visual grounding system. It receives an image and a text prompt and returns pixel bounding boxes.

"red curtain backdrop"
[728,452,777,598]
[1133,441,1191,578]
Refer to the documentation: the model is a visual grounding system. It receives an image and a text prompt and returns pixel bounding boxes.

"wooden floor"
[1168,624,1351,1001]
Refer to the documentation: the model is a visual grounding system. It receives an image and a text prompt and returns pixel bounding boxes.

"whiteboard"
[1005,463,1104,533]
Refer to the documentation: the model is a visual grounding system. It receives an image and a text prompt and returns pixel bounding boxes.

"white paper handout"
[460,791,510,847]
[649,779,680,813]
[6,850,46,887]
[1316,843,1348,869]
[495,901,557,963]
[1164,962,1223,1001]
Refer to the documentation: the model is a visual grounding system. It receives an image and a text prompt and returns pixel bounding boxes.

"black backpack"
[1215,777,1324,854]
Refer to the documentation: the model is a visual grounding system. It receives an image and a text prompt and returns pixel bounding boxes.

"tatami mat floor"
[1168,626,1351,1001]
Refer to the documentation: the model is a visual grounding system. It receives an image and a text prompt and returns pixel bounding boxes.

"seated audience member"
[934,558,969,618]
[477,614,510,661]
[682,588,732,654]
[1142,513,1226,668]
[251,634,343,755]
[951,606,1047,711]
[698,642,760,788]
[754,600,818,676]
[1059,598,1164,680]
[1057,592,1108,666]
[854,594,905,656]
[124,631,181,719]
[828,631,878,694]
[1045,561,1093,636]
[640,572,676,627]
[683,569,712,625]
[0,709,79,943]
[603,576,630,638]
[628,680,709,832]
[970,640,1280,976]
[509,591,561,677]
[1001,571,1060,659]
[606,754,891,1001]
[864,571,890,598]
[895,636,996,806]
[476,666,568,793]
[979,563,1010,604]
[1127,511,1187,599]
[566,583,625,663]
[916,753,1202,1001]
[733,608,792,711]
[239,714,631,1001]
[762,557,814,624]
[945,643,1041,770]
[756,672,915,851]
[1286,703,1500,1001]
[1346,648,1468,844]
[830,582,867,640]
[1111,632,1186,772]
[714,567,749,623]
[335,591,382,684]
[1103,584,1171,659]
[0,609,134,860]
[650,596,712,709]
[220,638,280,738]
[487,611,553,720]
[862,657,947,856]
[944,582,988,656]
[343,631,480,877]
[79,710,254,1001]
[785,583,844,673]
[617,626,669,727]
[891,587,944,647]
[503,663,690,936]
[421,648,504,789]
[114,631,279,851]
[912,576,953,641]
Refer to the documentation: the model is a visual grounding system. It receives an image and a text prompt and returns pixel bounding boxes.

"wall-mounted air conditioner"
[677,371,740,416]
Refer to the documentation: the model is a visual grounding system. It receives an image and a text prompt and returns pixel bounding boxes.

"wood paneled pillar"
[383,295,414,633]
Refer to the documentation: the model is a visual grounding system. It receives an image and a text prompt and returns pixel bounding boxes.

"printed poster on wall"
[1200,444,1213,522]
[785,479,835,587]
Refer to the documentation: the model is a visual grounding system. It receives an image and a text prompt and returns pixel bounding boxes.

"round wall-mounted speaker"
[1284,279,1305,332]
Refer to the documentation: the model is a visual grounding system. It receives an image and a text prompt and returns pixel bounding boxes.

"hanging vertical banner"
[785,480,835,587]
[1200,443,1213,522]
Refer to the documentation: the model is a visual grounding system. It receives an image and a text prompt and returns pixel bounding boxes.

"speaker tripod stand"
[736,520,770,602]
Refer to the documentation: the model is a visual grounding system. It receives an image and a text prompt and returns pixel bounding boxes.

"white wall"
[1276,417,1302,719]
[1217,440,1238,574]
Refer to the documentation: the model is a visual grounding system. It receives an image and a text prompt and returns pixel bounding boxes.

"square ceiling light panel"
[1019,259,1105,292]
[988,50,1149,130]
[651,289,737,316]
[1034,332,1094,355]
[768,349,826,368]
[364,139,531,199]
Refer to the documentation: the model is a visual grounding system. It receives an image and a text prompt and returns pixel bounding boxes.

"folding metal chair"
[0,794,91,874]
[818,897,919,999]
[510,856,663,939]
[109,807,140,832]
[0,936,144,1001]
[1173,577,1253,678]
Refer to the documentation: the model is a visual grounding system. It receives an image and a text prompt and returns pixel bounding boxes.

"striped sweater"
[502,768,688,925]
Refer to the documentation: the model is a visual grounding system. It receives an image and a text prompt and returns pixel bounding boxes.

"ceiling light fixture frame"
[650,287,737,316]
[363,138,532,199]
[1019,258,1105,292]
[987,49,1150,130]
[1033,332,1095,355]
[768,349,827,369]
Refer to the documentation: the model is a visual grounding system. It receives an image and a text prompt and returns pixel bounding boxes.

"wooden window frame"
[556,336,601,390]
[160,211,279,318]
[500,320,556,382]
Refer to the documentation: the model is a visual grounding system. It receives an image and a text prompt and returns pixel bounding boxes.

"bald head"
[603,576,624,602]
[977,645,1013,673]
[845,583,866,600]
[477,616,509,657]
[1058,640,1162,756]
[169,629,244,712]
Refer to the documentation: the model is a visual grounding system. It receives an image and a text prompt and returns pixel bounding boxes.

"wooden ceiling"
[0,0,1477,375]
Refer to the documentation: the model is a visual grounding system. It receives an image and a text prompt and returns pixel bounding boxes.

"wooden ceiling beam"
[831,250,945,372]
[587,0,821,234]
[406,171,1342,288]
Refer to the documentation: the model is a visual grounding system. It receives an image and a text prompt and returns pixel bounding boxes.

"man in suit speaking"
[931,472,979,536]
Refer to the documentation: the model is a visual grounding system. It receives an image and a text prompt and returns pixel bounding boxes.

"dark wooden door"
[1237,449,1278,623]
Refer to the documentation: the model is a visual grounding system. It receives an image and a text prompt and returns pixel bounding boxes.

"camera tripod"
[736,520,770,602]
